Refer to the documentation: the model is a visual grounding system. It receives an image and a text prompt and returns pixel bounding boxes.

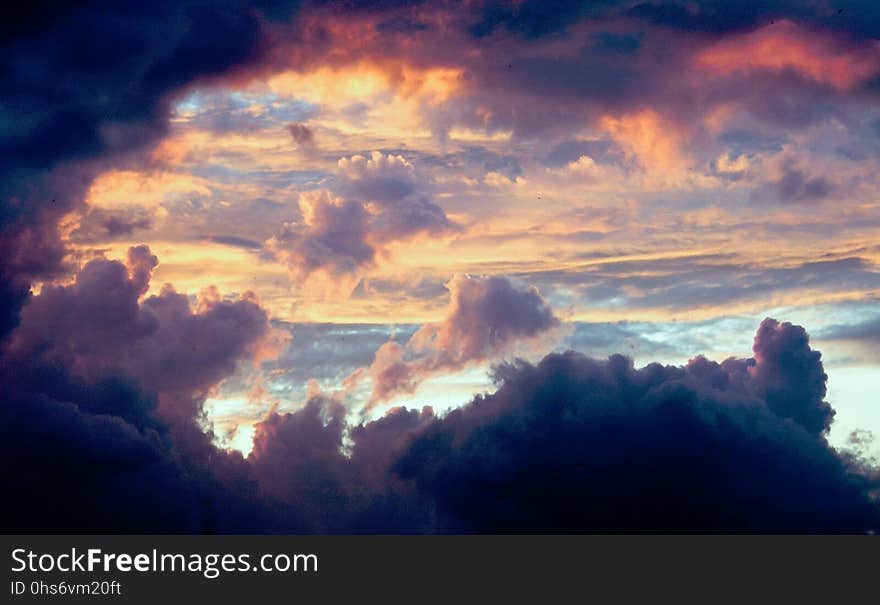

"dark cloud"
[252,317,878,533]
[374,16,430,34]
[471,0,609,38]
[0,246,273,531]
[821,316,880,343]
[395,321,876,532]
[69,207,154,242]
[592,31,642,54]
[206,234,264,250]
[542,138,627,168]
[817,314,880,362]
[101,215,153,237]
[287,122,316,146]
[772,163,835,203]
[1,0,271,205]
[248,400,436,532]
[467,0,880,42]
[750,319,833,436]
[2,283,878,532]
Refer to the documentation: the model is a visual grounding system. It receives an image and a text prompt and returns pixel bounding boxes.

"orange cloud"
[697,20,880,91]
[86,169,212,210]
[600,109,690,176]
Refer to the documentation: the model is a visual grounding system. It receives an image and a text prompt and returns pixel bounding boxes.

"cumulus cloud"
[9,246,270,400]
[359,274,561,408]
[394,331,877,532]
[266,152,454,284]
[336,151,454,240]
[0,247,275,531]
[2,273,878,532]
[749,318,833,436]
[266,191,377,281]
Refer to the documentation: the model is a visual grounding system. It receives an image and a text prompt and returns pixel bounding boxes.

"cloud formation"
[267,191,377,281]
[358,274,561,408]
[4,282,877,533]
[0,247,274,531]
[395,328,877,532]
[266,152,454,286]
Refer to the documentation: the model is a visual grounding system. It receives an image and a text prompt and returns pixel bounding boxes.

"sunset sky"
[69,1,880,452]
[3,1,880,532]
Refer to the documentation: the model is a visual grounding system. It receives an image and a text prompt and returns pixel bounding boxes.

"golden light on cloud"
[264,61,463,140]
[600,110,691,179]
[696,19,880,91]
[86,169,213,210]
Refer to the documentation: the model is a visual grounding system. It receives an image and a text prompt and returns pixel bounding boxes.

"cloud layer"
[2,260,877,533]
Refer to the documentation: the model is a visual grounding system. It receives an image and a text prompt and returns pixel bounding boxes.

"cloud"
[8,246,270,452]
[360,274,561,407]
[696,20,880,92]
[266,190,377,281]
[261,2,880,178]
[3,0,880,536]
[287,122,316,146]
[519,255,880,316]
[772,162,835,203]
[248,400,436,532]
[266,152,454,285]
[0,0,304,344]
[749,319,833,436]
[0,246,276,531]
[236,316,880,533]
[822,316,880,343]
[394,320,877,532]
[69,207,154,242]
[2,271,878,532]
[817,315,880,363]
[206,235,264,250]
[337,151,454,239]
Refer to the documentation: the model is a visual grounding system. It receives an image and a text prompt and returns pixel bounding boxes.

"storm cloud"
[0,246,273,531]
[393,322,877,533]
[0,249,877,535]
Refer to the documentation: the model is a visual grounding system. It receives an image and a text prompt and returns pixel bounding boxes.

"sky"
[2,1,880,533]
